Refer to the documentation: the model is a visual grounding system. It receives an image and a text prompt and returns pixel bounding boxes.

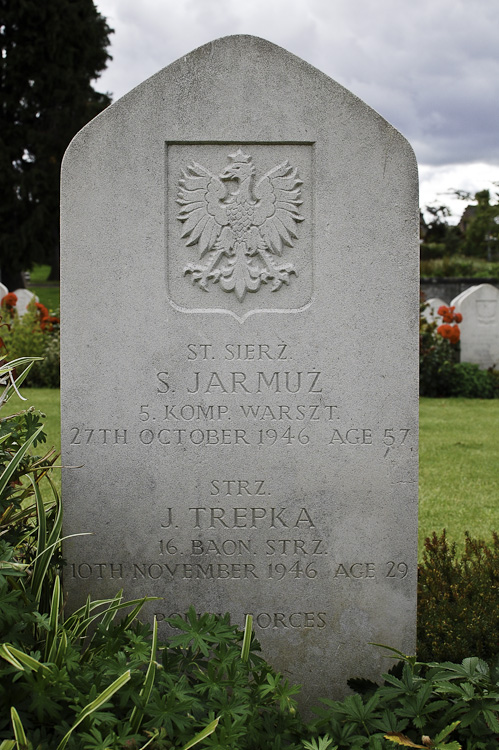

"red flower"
[35,301,49,320]
[1,293,17,309]
[437,304,463,325]
[437,323,460,344]
[448,325,460,344]
[40,315,60,332]
[437,324,452,338]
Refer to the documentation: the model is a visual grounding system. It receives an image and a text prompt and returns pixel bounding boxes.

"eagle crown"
[219,149,256,184]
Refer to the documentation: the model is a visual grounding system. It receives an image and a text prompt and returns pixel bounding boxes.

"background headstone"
[13,288,37,316]
[0,283,8,300]
[451,286,477,309]
[61,35,419,709]
[452,283,499,368]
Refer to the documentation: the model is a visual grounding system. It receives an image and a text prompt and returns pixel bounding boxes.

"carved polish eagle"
[177,149,304,302]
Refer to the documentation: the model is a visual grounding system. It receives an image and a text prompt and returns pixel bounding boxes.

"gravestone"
[452,283,499,368]
[13,288,37,316]
[0,283,8,300]
[61,35,419,709]
[451,285,477,309]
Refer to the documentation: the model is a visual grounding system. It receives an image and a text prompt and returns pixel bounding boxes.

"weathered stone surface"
[61,35,419,710]
[452,283,499,368]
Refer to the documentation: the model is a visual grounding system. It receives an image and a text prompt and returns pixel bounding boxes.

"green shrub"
[419,300,458,397]
[420,242,447,261]
[420,255,499,278]
[312,651,499,749]
[34,329,60,388]
[447,361,498,398]
[417,531,499,665]
[0,300,60,387]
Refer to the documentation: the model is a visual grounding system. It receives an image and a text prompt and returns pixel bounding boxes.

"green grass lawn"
[27,263,60,312]
[2,389,498,560]
[419,397,499,555]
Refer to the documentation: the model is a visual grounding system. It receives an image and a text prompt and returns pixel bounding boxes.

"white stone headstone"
[61,36,419,709]
[0,283,8,300]
[13,288,38,316]
[451,286,477,309]
[452,283,499,368]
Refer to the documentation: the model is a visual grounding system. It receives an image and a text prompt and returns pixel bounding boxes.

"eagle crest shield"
[177,150,304,302]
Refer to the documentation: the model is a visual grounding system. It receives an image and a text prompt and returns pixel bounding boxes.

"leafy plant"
[420,255,499,278]
[446,362,498,398]
[417,530,499,665]
[311,648,499,750]
[0,301,60,387]
[419,297,459,397]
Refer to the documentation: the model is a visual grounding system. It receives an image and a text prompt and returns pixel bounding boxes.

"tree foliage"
[0,0,113,284]
[461,188,499,258]
[422,185,499,264]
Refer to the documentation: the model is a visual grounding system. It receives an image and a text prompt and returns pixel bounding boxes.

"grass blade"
[56,670,131,750]
[0,644,51,675]
[30,472,62,601]
[0,359,40,405]
[66,597,160,643]
[10,707,29,749]
[241,614,253,662]
[54,629,68,669]
[130,617,158,733]
[180,717,220,750]
[45,575,61,662]
[0,426,44,498]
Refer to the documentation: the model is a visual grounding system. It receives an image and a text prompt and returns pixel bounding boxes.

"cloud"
[94,0,499,203]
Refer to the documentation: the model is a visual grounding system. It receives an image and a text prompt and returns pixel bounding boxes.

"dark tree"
[0,0,113,286]
[422,204,461,257]
[461,189,499,259]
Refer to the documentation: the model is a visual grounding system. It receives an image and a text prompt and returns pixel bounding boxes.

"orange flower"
[437,324,452,338]
[40,315,60,332]
[448,325,460,344]
[35,301,49,320]
[1,293,17,309]
[437,323,460,344]
[437,304,463,325]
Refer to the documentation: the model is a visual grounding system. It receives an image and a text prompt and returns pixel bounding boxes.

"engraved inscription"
[70,428,128,445]
[153,610,327,630]
[178,150,303,301]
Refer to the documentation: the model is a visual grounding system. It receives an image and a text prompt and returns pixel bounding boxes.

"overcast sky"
[93,0,499,223]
